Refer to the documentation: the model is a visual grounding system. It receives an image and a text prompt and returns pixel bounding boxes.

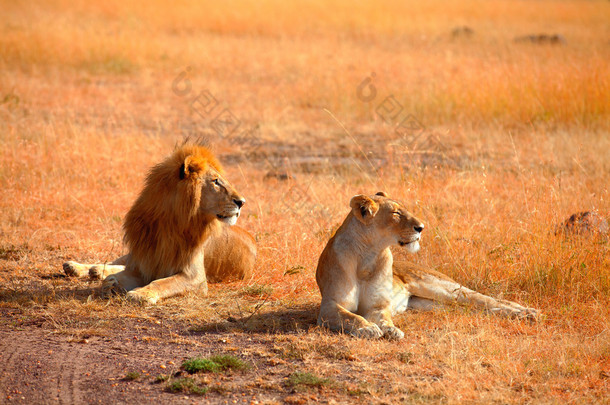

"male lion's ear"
[180,155,205,180]
[375,191,389,197]
[350,195,379,224]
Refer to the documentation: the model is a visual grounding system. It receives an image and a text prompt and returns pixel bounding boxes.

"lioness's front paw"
[381,325,405,340]
[126,290,158,305]
[353,324,383,339]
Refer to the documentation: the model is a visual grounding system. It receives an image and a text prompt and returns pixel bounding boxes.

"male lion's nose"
[414,225,424,233]
[234,198,245,209]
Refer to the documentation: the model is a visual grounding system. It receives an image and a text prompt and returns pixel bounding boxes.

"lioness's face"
[350,192,424,253]
[200,168,245,226]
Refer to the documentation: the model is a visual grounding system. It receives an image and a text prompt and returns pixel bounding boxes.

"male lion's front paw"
[381,325,405,340]
[63,261,86,277]
[101,275,125,295]
[352,324,383,339]
[88,265,104,280]
[126,290,158,305]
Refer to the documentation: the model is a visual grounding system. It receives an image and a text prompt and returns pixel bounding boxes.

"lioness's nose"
[234,198,245,209]
[414,224,424,233]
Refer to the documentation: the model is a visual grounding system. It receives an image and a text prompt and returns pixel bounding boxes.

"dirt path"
[0,325,285,405]
[2,327,168,404]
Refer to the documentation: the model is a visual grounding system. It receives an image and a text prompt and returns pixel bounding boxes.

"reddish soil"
[0,315,324,405]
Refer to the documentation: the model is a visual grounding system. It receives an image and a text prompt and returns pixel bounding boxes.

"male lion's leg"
[64,255,129,279]
[318,300,383,339]
[102,265,145,296]
[63,261,91,278]
[406,273,539,320]
[126,253,207,305]
[90,255,129,279]
[88,264,126,279]
[126,272,207,305]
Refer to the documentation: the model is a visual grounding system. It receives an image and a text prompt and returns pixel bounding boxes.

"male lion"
[316,192,538,339]
[63,142,256,304]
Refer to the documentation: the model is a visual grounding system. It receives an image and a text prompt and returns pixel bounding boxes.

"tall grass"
[1,0,608,129]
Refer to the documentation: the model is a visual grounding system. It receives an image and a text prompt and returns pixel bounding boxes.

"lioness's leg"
[125,252,207,305]
[64,255,129,279]
[359,283,404,340]
[361,306,404,340]
[318,300,383,339]
[404,272,539,319]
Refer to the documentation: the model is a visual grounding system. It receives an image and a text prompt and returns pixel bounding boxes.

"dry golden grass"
[1,0,609,403]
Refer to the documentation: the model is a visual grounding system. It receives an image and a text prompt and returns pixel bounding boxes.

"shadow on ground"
[0,282,96,306]
[186,303,319,335]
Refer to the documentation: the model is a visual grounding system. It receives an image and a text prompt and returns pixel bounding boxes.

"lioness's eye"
[213,179,220,186]
[392,212,401,219]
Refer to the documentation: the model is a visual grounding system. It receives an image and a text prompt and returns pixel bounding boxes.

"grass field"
[1,0,609,403]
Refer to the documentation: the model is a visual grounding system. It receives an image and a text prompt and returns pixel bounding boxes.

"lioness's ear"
[350,195,379,224]
[180,155,205,180]
[375,191,389,197]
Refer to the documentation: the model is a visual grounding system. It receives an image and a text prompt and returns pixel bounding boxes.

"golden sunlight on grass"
[0,0,609,403]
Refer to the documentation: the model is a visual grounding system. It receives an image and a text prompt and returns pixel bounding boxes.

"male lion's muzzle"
[217,197,245,225]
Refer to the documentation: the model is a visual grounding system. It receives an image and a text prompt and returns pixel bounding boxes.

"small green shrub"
[288,372,331,388]
[182,354,249,374]
[154,374,170,383]
[209,355,249,371]
[182,357,222,373]
[166,378,208,395]
[122,371,141,381]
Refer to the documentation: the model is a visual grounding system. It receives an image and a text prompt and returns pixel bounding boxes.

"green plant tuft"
[123,371,141,381]
[166,378,208,395]
[182,354,249,374]
[154,374,170,383]
[288,371,331,388]
[182,357,222,373]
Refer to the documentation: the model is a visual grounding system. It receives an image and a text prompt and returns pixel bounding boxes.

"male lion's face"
[199,168,246,225]
[350,191,424,253]
[180,153,246,225]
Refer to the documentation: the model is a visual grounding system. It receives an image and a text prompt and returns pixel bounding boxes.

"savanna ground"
[1,0,609,403]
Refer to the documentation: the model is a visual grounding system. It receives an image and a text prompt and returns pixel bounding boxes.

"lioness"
[63,142,256,304]
[316,192,538,339]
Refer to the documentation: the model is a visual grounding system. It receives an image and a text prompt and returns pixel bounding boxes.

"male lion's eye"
[213,179,220,186]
